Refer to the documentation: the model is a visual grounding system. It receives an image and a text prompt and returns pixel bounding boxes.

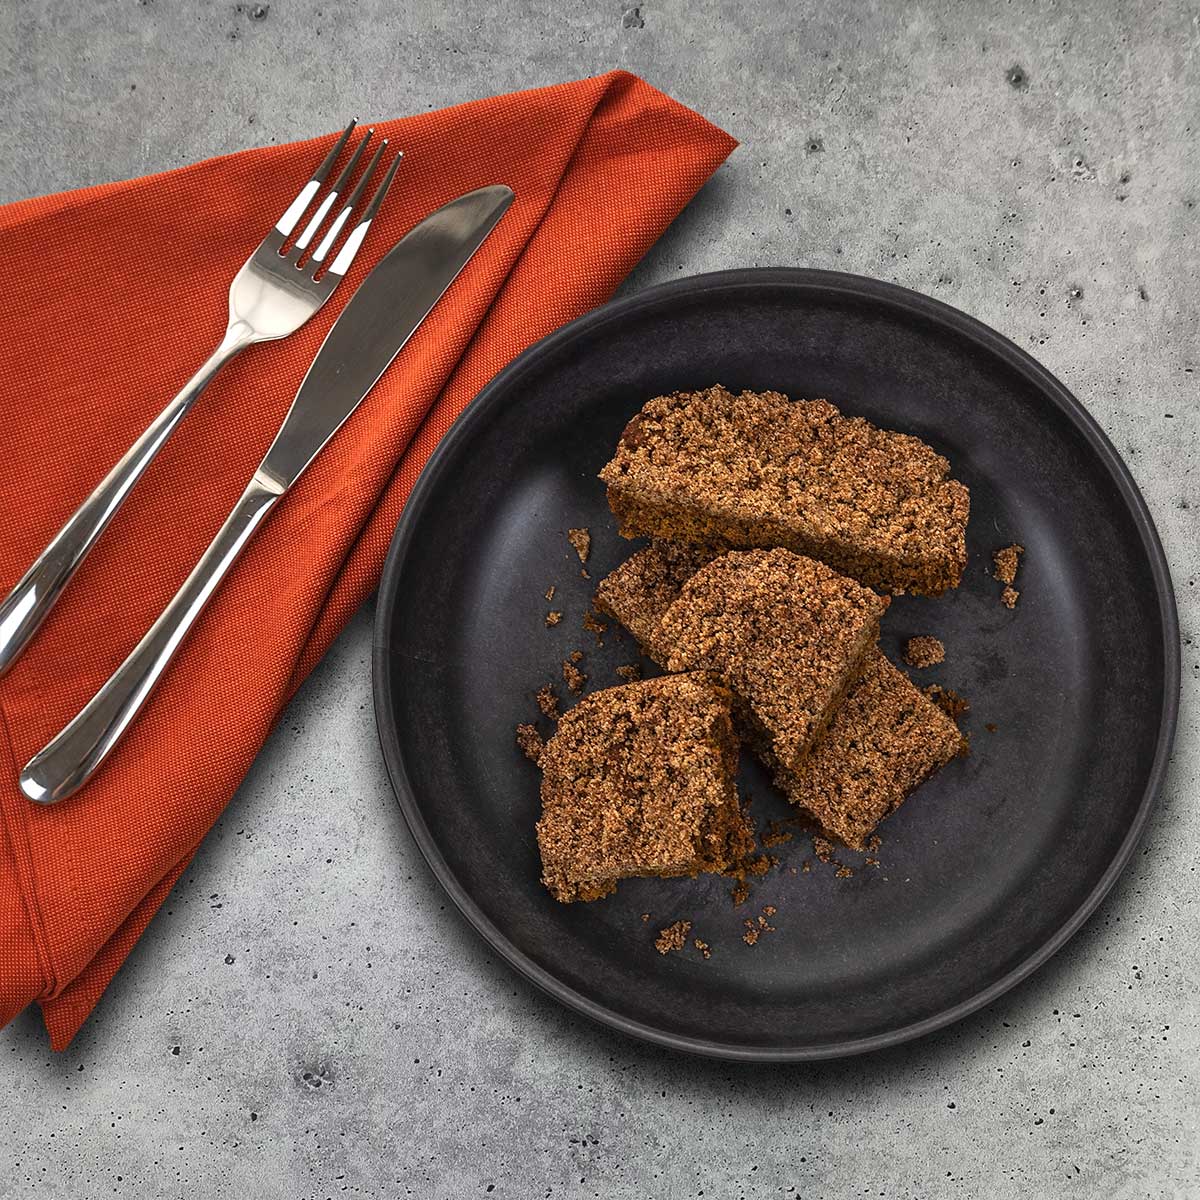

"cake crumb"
[762,905,777,917]
[812,837,834,864]
[993,543,1024,586]
[568,528,591,563]
[985,722,998,733]
[1001,585,1020,609]
[924,684,970,721]
[640,912,650,922]
[535,685,560,720]
[545,610,563,627]
[515,723,545,764]
[761,819,794,848]
[903,636,945,668]
[544,585,556,601]
[801,859,811,873]
[562,659,587,693]
[743,914,776,946]
[580,568,591,580]
[730,879,750,906]
[615,663,642,683]
[835,864,854,879]
[865,857,881,868]
[867,835,882,852]
[693,937,712,960]
[582,609,608,637]
[655,920,691,954]
[569,650,584,663]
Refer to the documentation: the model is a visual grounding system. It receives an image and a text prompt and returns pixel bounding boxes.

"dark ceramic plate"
[373,268,1178,1061]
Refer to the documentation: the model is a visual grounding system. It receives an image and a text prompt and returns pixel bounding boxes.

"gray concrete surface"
[1,1,1198,1196]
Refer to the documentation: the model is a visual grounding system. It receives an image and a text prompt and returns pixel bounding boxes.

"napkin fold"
[0,71,736,1049]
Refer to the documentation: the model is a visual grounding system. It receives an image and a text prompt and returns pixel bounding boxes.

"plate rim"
[372,266,1181,1062]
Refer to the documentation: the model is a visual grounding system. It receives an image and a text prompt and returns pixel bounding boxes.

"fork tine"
[310,139,388,266]
[294,128,373,252]
[324,150,404,278]
[274,120,356,238]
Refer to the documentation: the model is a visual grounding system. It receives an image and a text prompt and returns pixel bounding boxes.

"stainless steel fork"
[0,121,402,677]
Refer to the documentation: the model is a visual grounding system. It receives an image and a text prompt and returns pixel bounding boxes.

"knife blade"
[259,183,514,490]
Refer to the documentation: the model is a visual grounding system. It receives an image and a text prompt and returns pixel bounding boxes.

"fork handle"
[19,468,285,805]
[0,322,254,679]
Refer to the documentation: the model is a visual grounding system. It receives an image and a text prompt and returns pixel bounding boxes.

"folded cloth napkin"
[0,70,736,1049]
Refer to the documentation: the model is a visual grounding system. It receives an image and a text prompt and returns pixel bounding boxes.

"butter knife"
[20,184,515,804]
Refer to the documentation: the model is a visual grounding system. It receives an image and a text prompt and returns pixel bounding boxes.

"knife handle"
[19,469,285,805]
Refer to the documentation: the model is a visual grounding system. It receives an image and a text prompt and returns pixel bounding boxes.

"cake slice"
[594,539,719,663]
[657,548,888,773]
[774,651,963,848]
[535,673,753,903]
[599,384,970,596]
[597,541,959,847]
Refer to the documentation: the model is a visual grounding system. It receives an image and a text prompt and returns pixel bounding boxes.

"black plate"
[373,268,1179,1061]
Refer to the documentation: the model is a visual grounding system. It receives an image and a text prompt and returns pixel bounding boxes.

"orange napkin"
[0,71,736,1049]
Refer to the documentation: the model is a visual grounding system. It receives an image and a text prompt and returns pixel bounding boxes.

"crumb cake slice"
[775,651,962,849]
[594,539,719,663]
[535,673,753,903]
[599,384,970,596]
[657,548,888,773]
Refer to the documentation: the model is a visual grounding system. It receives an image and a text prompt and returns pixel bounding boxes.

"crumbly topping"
[903,636,945,668]
[692,937,712,960]
[658,548,887,772]
[536,674,753,902]
[545,610,563,627]
[582,610,608,636]
[544,585,556,602]
[993,543,1024,586]
[535,685,560,720]
[655,920,692,954]
[562,659,587,693]
[568,527,591,563]
[515,724,545,764]
[1001,586,1020,609]
[599,385,969,595]
[615,663,642,683]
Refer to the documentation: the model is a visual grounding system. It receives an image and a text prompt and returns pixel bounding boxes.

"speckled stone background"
[1,1,1197,1197]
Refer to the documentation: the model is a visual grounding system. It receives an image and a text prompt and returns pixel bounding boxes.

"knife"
[20,184,515,804]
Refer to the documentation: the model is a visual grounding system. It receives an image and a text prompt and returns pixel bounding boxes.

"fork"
[0,121,401,677]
